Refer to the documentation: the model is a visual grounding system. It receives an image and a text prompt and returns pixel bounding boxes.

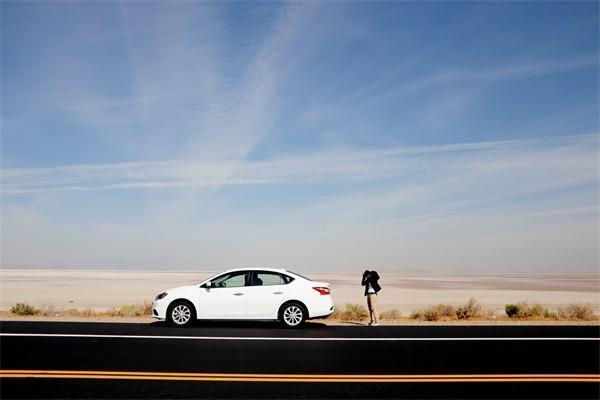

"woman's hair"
[363,270,370,276]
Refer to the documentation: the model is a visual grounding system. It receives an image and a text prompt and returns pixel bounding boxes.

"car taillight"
[313,287,330,295]
[155,292,168,300]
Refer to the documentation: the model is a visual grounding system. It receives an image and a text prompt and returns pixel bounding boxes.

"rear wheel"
[167,301,195,327]
[280,302,306,328]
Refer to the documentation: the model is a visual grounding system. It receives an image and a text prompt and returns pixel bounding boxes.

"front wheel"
[167,301,195,327]
[280,303,306,328]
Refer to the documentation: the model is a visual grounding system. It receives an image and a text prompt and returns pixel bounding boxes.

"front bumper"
[152,298,169,320]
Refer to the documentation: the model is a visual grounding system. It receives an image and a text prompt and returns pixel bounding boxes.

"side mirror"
[205,281,213,288]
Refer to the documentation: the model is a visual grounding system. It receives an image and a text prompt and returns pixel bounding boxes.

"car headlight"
[155,292,168,300]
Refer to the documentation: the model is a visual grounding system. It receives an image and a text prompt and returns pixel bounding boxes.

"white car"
[152,268,334,328]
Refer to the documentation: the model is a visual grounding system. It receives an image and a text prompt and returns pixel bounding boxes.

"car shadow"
[149,320,328,330]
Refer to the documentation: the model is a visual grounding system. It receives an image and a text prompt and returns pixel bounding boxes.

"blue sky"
[1,1,598,272]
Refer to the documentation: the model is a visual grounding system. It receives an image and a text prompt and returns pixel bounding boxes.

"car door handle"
[234,293,244,296]
[273,291,284,295]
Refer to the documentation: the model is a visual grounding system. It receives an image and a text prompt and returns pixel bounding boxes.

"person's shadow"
[339,321,367,326]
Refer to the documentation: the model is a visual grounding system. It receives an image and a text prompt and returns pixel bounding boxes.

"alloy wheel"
[283,305,303,327]
[171,304,191,325]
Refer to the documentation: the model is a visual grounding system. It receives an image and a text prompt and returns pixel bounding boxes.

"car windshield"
[200,272,222,284]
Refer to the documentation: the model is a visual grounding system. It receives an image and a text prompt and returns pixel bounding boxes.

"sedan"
[152,268,334,328]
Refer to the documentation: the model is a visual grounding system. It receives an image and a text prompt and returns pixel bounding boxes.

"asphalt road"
[0,321,598,399]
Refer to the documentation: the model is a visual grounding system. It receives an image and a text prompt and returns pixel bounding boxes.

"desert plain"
[1,268,598,317]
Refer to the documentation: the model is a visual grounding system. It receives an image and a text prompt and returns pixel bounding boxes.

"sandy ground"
[1,269,598,316]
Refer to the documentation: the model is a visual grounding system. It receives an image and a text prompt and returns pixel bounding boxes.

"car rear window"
[288,271,312,281]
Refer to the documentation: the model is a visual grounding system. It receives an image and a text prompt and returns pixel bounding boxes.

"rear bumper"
[308,306,334,320]
[307,296,334,319]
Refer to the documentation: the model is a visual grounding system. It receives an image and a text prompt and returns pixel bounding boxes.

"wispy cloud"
[2,134,597,194]
[300,55,598,127]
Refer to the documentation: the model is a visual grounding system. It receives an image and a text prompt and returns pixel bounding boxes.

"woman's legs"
[367,294,380,324]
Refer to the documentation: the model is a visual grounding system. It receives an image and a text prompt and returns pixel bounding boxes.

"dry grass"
[332,304,403,322]
[408,298,598,322]
[421,304,457,321]
[456,298,482,320]
[560,303,595,321]
[505,300,595,321]
[505,300,544,318]
[410,298,481,321]
[331,303,369,321]
[381,309,402,320]
[7,299,598,323]
[108,301,152,317]
[10,303,39,316]
[11,301,153,318]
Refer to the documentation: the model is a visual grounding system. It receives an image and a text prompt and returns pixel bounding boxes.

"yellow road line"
[3,370,600,378]
[1,370,599,383]
[1,374,598,383]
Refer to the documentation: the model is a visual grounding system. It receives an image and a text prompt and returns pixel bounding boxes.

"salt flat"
[1,269,598,315]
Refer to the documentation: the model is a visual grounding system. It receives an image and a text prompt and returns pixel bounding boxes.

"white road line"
[0,333,598,341]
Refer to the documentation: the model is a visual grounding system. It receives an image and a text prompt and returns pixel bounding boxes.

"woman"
[361,269,381,326]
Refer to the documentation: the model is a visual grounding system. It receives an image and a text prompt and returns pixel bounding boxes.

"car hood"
[163,285,197,294]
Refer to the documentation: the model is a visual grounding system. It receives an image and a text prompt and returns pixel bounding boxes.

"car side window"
[212,271,248,288]
[251,272,286,286]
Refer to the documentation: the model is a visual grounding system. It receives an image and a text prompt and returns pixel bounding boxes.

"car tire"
[167,301,195,327]
[279,302,306,328]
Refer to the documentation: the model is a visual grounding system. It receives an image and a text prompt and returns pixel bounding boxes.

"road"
[0,321,598,399]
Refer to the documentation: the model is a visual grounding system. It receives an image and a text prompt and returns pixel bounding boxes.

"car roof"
[218,267,289,274]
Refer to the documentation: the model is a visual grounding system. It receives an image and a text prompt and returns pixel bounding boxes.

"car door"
[245,271,289,319]
[199,271,249,319]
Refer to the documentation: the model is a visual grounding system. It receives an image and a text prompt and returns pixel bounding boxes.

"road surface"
[1,321,598,399]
